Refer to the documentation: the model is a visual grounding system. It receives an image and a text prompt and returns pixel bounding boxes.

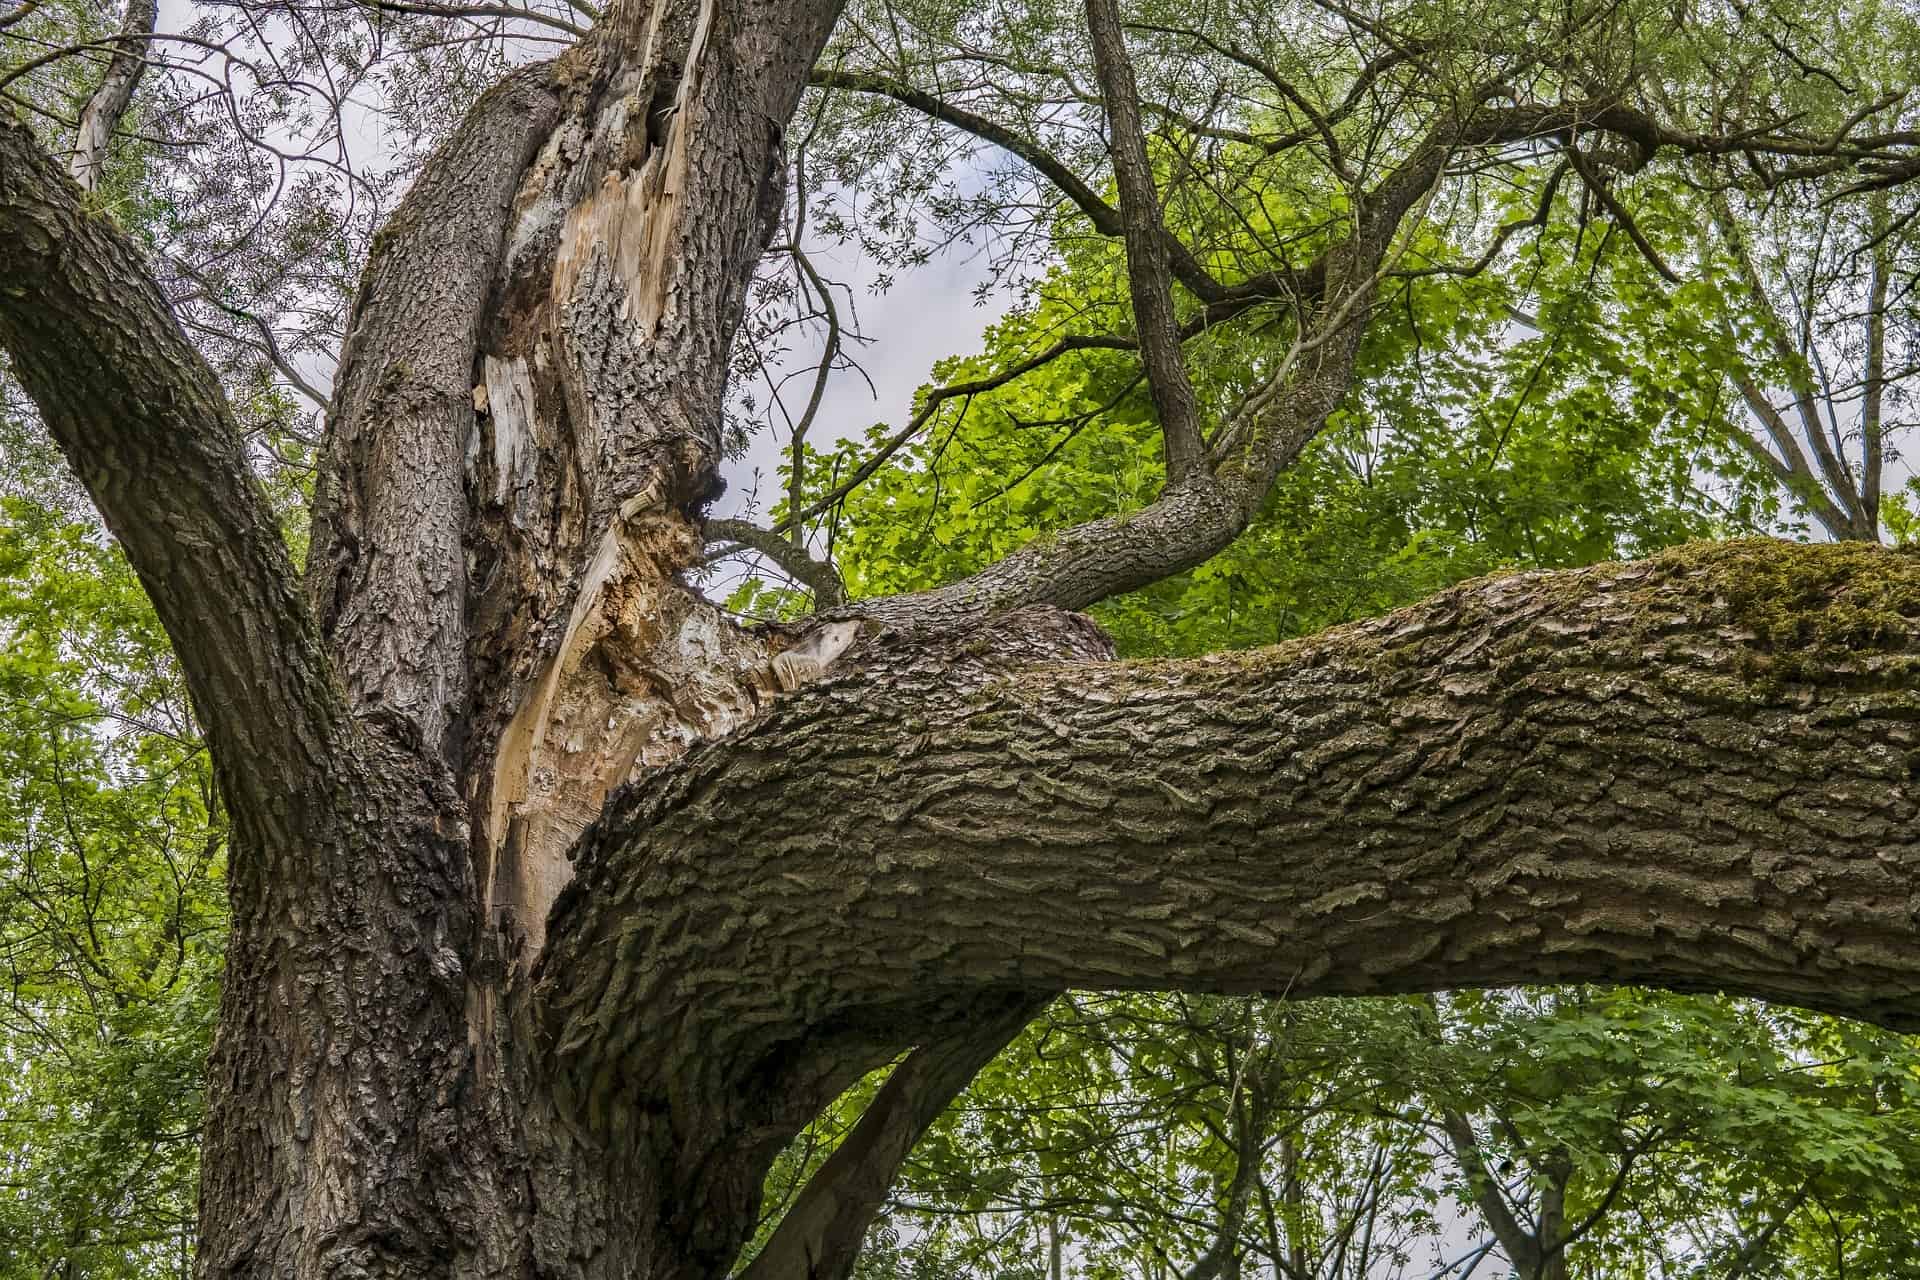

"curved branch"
[0,116,341,821]
[705,517,846,608]
[807,98,1661,630]
[349,0,588,37]
[540,540,1920,1110]
[807,66,1230,305]
[1565,146,1679,283]
[810,66,1120,233]
[739,993,1044,1280]
[1437,1107,1542,1274]
[171,254,331,409]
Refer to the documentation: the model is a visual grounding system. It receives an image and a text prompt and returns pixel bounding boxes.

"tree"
[762,158,1920,1276]
[7,0,1920,1276]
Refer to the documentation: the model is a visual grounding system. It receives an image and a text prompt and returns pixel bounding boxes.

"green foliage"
[800,184,1768,657]
[0,497,225,1276]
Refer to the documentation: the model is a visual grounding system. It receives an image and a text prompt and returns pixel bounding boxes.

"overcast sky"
[717,238,1005,523]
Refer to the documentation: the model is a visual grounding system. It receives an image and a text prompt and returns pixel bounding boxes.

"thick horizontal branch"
[540,540,1920,1112]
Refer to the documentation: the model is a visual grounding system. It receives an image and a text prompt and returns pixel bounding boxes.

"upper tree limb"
[0,116,343,825]
[1083,0,1205,482]
[66,0,155,191]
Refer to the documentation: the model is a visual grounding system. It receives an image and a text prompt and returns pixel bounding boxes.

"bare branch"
[705,518,846,609]
[1565,146,1680,284]
[348,0,588,37]
[1083,0,1206,483]
[67,0,157,191]
[1710,192,1873,536]
[170,255,331,410]
[778,333,1135,535]
[807,65,1233,306]
[784,240,841,548]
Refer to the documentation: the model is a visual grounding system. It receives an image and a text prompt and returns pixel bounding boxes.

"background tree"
[0,496,223,1277]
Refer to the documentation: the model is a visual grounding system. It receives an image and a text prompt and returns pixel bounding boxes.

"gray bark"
[307,66,563,764]
[1084,0,1207,482]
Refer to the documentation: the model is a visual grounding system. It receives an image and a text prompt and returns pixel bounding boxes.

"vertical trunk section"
[205,2,857,1276]
[459,0,844,960]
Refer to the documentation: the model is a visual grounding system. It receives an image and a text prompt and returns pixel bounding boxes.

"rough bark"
[2,114,513,1279]
[542,541,1920,1115]
[439,0,846,958]
[0,116,339,827]
[307,65,563,764]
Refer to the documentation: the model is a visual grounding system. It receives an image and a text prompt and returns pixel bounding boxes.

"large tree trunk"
[201,0,856,1272]
[8,3,1920,1276]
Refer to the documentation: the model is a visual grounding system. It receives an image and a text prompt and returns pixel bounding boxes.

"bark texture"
[542,541,1920,1114]
[307,65,563,764]
[66,0,154,190]
[0,116,338,827]
[438,0,846,957]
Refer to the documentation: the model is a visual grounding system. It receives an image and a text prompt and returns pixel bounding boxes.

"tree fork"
[14,1,1920,1273]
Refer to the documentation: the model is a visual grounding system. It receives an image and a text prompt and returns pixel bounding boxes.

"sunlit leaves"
[0,497,225,1276]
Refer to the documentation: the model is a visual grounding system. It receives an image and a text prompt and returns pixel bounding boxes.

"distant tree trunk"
[7,1,1920,1276]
